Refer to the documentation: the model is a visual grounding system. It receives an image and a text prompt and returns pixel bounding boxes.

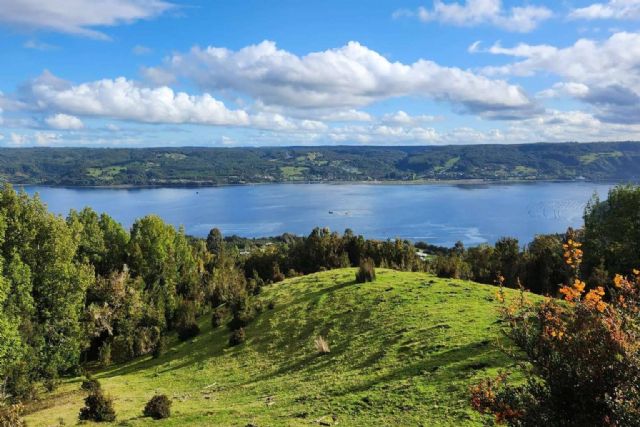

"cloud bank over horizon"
[0,0,639,146]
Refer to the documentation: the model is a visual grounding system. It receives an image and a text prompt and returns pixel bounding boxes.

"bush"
[78,390,116,422]
[229,328,246,346]
[228,297,256,331]
[143,394,172,420]
[355,258,376,283]
[177,323,200,341]
[80,376,101,393]
[472,238,640,425]
[152,335,166,359]
[211,307,226,328]
[0,404,26,427]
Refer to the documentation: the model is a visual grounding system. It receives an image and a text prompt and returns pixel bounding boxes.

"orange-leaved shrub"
[471,234,640,426]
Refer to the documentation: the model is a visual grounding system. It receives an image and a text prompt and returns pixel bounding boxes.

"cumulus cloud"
[570,0,640,20]
[478,32,640,123]
[318,109,372,122]
[146,40,536,119]
[9,133,28,146]
[27,73,251,126]
[393,0,552,32]
[11,72,335,133]
[381,110,441,125]
[0,0,173,39]
[45,113,84,129]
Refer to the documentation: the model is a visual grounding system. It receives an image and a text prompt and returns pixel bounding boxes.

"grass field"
[24,269,529,426]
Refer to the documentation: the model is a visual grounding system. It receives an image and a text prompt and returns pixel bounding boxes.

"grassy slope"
[24,269,529,426]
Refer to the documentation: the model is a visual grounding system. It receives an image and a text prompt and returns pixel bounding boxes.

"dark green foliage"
[78,390,116,422]
[206,228,224,256]
[432,254,472,280]
[98,342,111,367]
[175,300,200,341]
[355,258,376,283]
[177,323,200,341]
[244,227,422,283]
[211,307,226,328]
[229,328,246,346]
[80,377,101,393]
[143,394,172,420]
[583,185,640,282]
[522,235,570,295]
[228,308,255,331]
[152,336,166,359]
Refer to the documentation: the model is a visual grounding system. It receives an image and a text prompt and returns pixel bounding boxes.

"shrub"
[78,390,116,422]
[228,297,256,331]
[177,322,200,341]
[80,376,101,393]
[272,263,285,283]
[229,328,246,346]
[0,403,26,427]
[355,258,376,283]
[211,307,226,328]
[471,237,640,426]
[314,336,330,354]
[143,394,172,420]
[152,335,166,359]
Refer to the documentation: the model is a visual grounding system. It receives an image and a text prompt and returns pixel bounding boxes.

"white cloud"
[132,44,152,55]
[381,110,441,125]
[394,0,552,32]
[28,73,251,126]
[23,39,57,50]
[570,0,640,20]
[9,133,28,146]
[479,32,640,123]
[34,131,61,145]
[147,40,536,119]
[318,109,372,122]
[0,0,173,39]
[470,41,557,57]
[45,113,84,129]
[536,82,591,99]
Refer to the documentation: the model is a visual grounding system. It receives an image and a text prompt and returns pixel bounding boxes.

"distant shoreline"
[12,177,624,190]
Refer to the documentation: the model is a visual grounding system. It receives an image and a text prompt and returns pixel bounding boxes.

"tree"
[206,228,224,256]
[583,185,640,281]
[493,237,520,287]
[523,235,568,295]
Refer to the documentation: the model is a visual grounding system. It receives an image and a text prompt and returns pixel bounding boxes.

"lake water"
[22,182,616,247]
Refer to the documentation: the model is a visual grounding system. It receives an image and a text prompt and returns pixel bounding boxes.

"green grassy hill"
[24,269,528,426]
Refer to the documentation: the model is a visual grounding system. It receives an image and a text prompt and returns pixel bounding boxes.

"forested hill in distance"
[2,141,640,187]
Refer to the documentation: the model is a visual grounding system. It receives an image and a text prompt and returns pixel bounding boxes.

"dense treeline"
[429,185,640,295]
[1,142,640,186]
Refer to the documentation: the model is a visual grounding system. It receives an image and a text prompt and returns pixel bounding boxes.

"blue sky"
[1,0,639,147]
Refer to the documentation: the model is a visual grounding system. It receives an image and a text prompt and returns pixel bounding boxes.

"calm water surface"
[23,182,615,247]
